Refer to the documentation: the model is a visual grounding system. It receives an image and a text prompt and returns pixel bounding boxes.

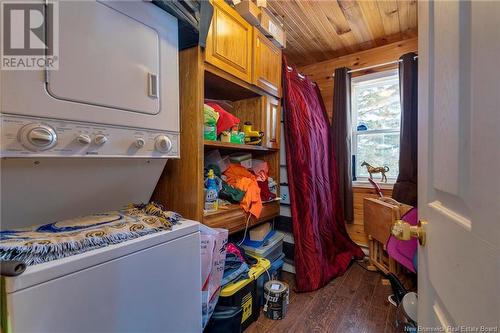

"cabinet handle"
[148,73,158,99]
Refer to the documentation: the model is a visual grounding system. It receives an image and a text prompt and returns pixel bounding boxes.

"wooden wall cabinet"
[205,1,282,98]
[232,96,280,150]
[205,0,253,83]
[253,28,282,97]
[264,96,280,149]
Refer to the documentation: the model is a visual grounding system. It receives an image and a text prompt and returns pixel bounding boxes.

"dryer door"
[47,1,160,115]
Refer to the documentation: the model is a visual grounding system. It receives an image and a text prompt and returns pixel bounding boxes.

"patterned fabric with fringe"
[0,202,181,266]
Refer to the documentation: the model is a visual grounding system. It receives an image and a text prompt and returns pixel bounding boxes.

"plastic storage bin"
[217,276,255,331]
[269,253,285,280]
[242,230,276,248]
[204,306,242,333]
[242,231,284,263]
[217,258,270,331]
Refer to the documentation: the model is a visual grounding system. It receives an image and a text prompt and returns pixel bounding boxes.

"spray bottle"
[204,169,219,212]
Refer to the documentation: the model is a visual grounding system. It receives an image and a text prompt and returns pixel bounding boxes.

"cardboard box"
[235,0,261,26]
[258,9,286,48]
[249,222,271,241]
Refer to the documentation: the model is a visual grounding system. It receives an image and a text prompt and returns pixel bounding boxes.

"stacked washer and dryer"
[1,1,201,332]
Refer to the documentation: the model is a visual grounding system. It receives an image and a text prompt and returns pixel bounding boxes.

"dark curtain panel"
[331,68,354,223]
[282,58,363,292]
[393,52,418,206]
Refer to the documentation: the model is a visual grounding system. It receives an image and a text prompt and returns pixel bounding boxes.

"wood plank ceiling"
[267,0,418,67]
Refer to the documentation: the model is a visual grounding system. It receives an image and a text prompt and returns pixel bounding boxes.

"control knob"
[154,135,172,153]
[77,134,91,145]
[18,123,57,151]
[94,134,108,145]
[135,138,146,148]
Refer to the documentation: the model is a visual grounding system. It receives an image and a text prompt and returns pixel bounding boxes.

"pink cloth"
[251,160,269,182]
[226,243,245,262]
[387,208,418,273]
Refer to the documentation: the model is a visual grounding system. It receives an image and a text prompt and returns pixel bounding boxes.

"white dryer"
[1,0,180,158]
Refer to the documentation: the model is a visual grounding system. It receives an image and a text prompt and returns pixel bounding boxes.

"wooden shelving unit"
[152,0,282,234]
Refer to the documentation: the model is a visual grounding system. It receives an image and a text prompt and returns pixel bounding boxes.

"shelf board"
[203,200,280,218]
[203,200,280,234]
[204,140,278,152]
[203,203,241,217]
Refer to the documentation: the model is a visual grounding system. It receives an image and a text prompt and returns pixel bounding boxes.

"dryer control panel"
[0,115,179,158]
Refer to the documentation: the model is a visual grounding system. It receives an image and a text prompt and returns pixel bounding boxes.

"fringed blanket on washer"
[0,202,181,266]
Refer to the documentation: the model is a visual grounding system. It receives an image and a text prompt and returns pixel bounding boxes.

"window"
[351,70,400,182]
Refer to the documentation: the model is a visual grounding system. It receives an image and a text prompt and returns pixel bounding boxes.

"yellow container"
[218,258,271,330]
[249,257,271,280]
[220,275,253,298]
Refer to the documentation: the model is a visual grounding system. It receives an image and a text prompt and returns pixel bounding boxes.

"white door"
[418,0,499,330]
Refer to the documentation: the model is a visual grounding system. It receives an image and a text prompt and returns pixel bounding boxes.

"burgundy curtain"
[282,58,363,292]
[331,67,354,223]
[393,53,418,206]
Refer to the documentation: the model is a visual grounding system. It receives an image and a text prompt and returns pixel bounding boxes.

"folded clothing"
[0,202,181,266]
[222,252,249,287]
[204,104,219,125]
[206,102,240,136]
[204,104,219,141]
[220,181,245,203]
[221,243,259,287]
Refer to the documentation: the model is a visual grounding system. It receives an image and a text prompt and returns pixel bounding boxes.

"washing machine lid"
[3,220,200,293]
[47,1,161,115]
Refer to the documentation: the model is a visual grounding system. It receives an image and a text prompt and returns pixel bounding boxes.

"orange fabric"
[224,164,262,218]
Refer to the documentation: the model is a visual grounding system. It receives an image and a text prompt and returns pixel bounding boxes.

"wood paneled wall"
[299,37,418,120]
[349,186,393,246]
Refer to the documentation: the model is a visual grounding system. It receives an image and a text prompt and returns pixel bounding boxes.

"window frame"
[351,69,400,184]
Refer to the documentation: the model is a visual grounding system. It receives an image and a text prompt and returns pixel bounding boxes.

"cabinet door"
[205,0,253,83]
[253,28,282,97]
[265,96,280,149]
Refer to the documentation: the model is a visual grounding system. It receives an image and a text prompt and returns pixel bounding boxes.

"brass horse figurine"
[361,161,390,183]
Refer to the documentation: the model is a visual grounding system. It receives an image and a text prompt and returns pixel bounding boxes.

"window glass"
[351,70,401,182]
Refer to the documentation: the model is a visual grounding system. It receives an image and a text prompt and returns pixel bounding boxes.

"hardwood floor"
[247,263,398,333]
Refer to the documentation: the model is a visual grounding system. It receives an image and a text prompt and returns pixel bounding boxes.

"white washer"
[3,220,202,333]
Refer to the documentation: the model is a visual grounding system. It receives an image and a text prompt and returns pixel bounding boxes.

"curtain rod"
[337,55,419,76]
[285,65,316,85]
[286,55,418,80]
